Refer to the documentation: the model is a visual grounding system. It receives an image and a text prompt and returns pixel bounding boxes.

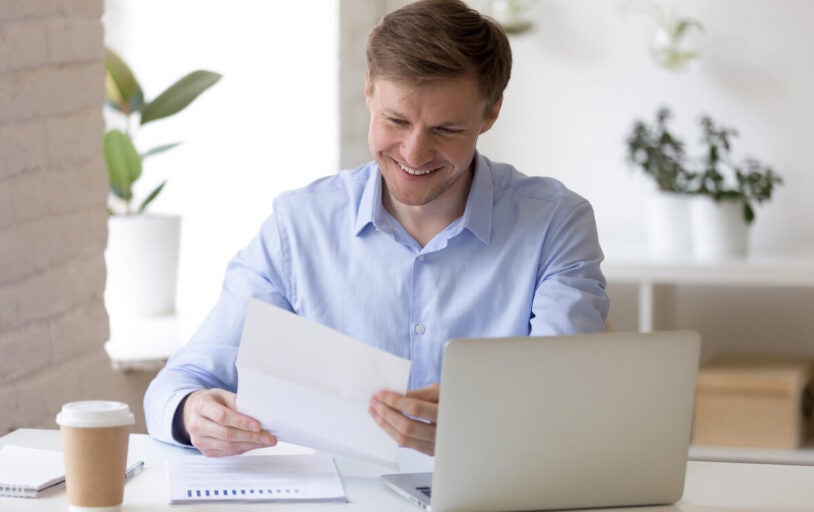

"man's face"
[365,76,500,211]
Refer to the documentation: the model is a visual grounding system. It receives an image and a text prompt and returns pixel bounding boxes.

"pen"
[125,460,145,481]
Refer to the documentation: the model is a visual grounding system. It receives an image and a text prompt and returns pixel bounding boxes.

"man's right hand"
[183,388,277,457]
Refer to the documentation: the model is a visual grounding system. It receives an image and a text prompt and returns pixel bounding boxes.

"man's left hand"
[369,383,439,456]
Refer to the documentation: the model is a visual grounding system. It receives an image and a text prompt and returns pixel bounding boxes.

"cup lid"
[56,401,135,428]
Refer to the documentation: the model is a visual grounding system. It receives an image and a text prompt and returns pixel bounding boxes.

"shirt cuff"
[171,392,193,446]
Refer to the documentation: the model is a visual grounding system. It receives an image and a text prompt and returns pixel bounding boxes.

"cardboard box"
[692,354,814,449]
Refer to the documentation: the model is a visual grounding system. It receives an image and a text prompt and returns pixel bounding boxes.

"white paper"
[167,454,345,503]
[236,298,412,468]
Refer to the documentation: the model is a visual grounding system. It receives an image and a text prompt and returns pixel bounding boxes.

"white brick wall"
[0,0,154,434]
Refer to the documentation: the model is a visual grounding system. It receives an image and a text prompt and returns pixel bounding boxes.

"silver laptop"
[382,331,701,512]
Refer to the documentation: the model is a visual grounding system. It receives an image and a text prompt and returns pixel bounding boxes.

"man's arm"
[144,212,293,455]
[529,199,609,335]
[143,307,284,454]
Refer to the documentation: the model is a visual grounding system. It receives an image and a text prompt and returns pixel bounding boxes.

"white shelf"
[602,250,814,331]
[604,253,814,287]
[104,313,202,373]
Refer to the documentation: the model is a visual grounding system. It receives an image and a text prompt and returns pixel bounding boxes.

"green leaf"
[103,130,142,202]
[138,180,167,213]
[140,70,222,125]
[743,202,755,224]
[103,47,144,114]
[672,18,703,41]
[142,142,183,160]
[105,71,125,112]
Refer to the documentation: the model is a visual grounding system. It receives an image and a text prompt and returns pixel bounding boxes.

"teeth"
[398,162,434,176]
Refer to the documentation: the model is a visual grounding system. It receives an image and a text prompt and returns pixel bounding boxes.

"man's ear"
[480,97,503,134]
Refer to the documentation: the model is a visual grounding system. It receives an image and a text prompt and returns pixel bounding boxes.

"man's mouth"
[398,162,437,176]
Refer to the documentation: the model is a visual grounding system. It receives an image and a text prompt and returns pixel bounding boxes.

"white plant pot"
[105,215,181,316]
[689,196,749,260]
[646,190,692,258]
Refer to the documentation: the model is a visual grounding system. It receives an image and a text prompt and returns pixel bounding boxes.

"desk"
[3,429,814,511]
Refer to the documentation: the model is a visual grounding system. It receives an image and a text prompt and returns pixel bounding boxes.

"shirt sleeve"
[529,198,609,336]
[143,211,294,446]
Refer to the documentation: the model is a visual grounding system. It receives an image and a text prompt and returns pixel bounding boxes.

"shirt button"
[414,324,426,335]
[418,255,425,263]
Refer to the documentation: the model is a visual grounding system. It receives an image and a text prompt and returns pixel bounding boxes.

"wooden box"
[692,354,814,449]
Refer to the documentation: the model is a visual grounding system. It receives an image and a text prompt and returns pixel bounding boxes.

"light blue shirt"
[144,154,609,445]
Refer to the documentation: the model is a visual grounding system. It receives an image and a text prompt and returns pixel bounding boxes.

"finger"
[208,422,277,446]
[369,405,435,456]
[375,391,438,424]
[406,383,440,402]
[370,398,436,443]
[189,416,276,453]
[188,417,277,448]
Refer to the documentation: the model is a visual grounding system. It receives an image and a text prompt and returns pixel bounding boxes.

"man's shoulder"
[278,162,374,201]
[485,157,587,209]
[271,162,376,218]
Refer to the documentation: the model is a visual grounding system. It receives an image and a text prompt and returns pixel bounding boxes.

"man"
[144,0,608,458]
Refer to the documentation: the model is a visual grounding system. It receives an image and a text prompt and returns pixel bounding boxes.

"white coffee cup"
[56,401,135,512]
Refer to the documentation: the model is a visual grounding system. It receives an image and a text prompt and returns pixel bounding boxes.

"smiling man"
[145,0,609,458]
[367,76,497,248]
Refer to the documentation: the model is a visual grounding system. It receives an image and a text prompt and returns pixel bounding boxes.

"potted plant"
[103,47,221,316]
[625,107,695,257]
[688,115,782,259]
[626,107,783,260]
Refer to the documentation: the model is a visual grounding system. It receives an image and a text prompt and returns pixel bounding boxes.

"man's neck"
[383,172,473,248]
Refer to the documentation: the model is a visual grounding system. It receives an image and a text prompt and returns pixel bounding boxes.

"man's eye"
[387,117,407,125]
[437,127,461,135]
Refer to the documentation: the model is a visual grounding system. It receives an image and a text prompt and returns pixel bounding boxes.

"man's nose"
[401,129,434,168]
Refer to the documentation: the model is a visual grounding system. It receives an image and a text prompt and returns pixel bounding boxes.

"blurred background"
[105,0,813,349]
[2,0,812,436]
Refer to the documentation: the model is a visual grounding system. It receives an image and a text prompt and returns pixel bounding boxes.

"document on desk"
[167,454,346,503]
[235,298,412,468]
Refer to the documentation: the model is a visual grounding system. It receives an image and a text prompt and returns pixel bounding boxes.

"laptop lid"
[418,330,700,512]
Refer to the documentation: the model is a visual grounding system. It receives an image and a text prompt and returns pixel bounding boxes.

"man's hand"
[369,383,439,456]
[183,388,277,457]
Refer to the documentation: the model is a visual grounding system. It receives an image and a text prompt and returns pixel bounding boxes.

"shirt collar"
[354,164,386,235]
[459,152,493,245]
[354,154,493,244]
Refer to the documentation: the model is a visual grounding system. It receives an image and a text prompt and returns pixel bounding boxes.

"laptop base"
[381,472,432,510]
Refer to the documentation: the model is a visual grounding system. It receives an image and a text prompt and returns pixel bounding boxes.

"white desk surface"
[2,429,814,511]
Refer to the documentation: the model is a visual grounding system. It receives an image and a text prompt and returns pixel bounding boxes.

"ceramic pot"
[689,196,748,260]
[105,215,181,316]
[646,190,692,258]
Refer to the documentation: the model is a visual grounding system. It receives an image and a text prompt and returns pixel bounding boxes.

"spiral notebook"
[0,445,144,499]
[0,445,65,498]
[167,453,346,503]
